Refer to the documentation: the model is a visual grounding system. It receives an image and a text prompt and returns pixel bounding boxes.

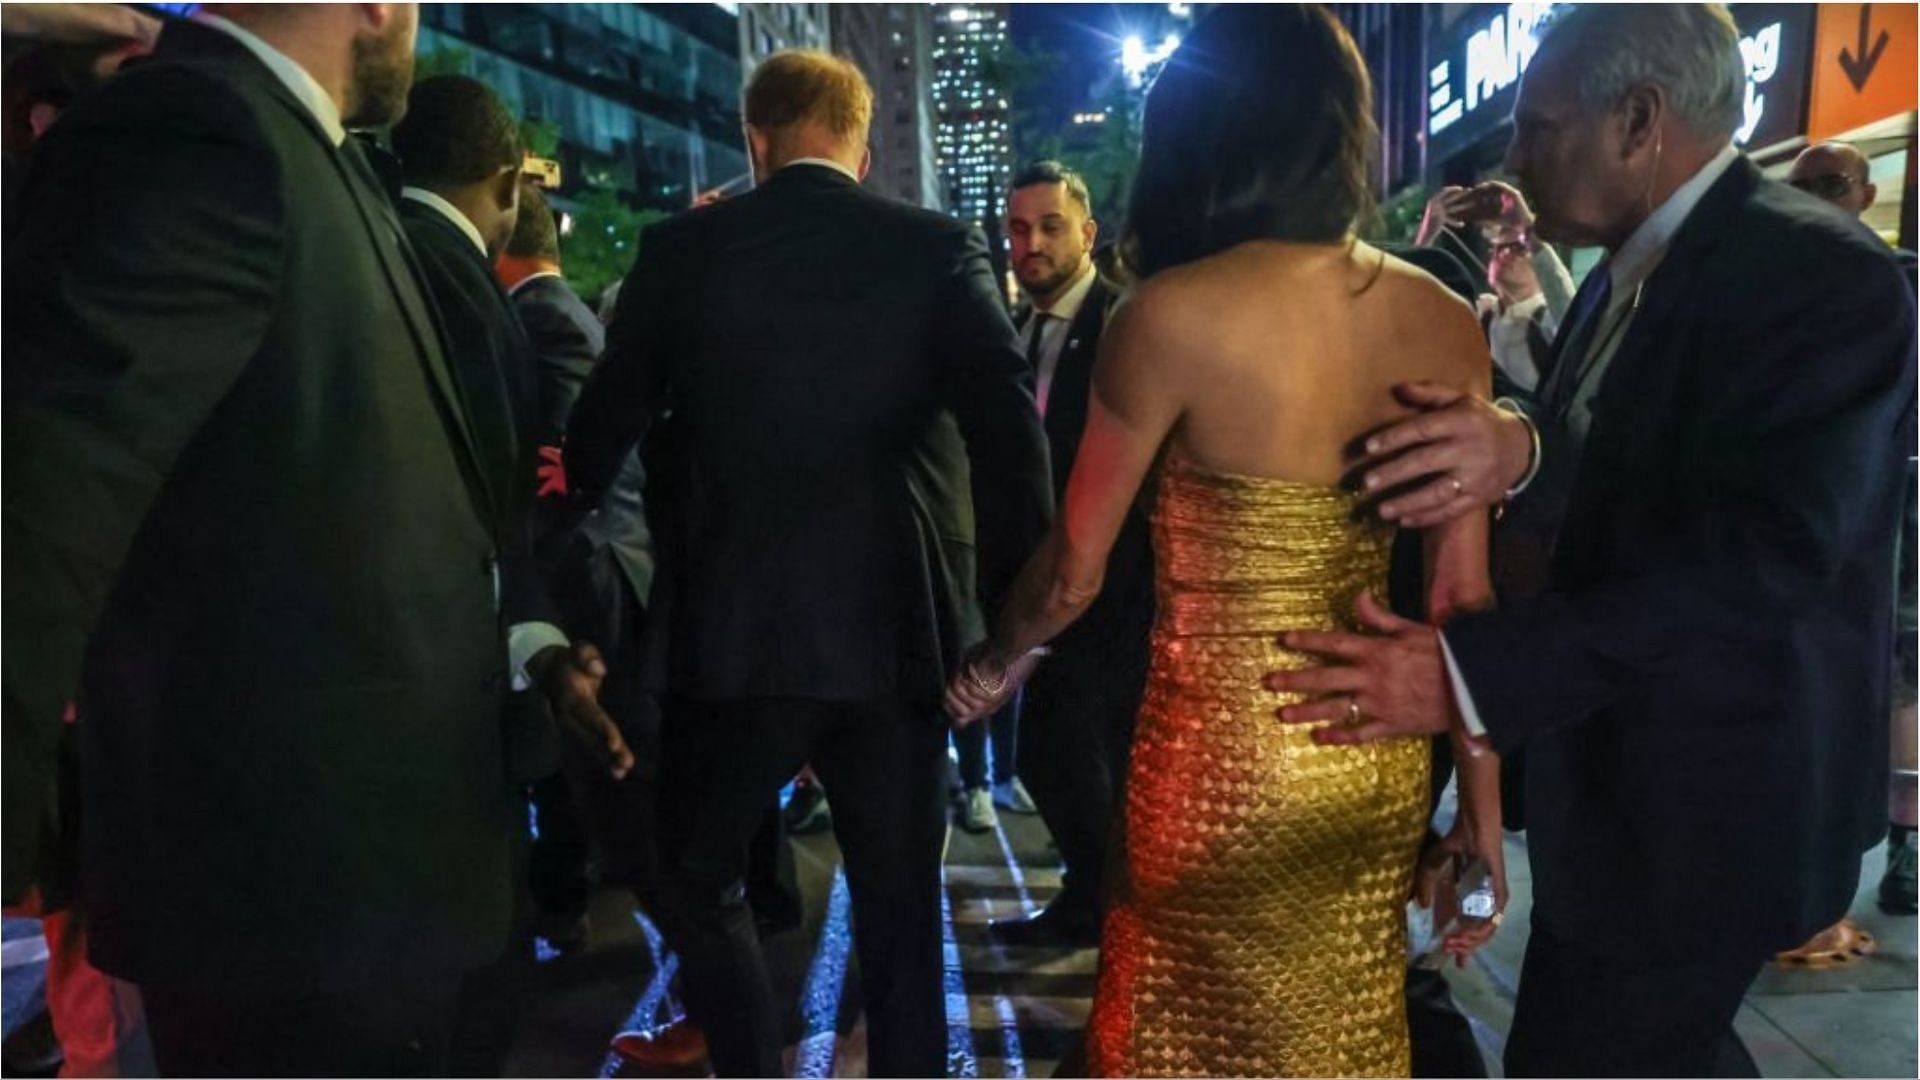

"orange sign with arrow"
[1809,3,1916,143]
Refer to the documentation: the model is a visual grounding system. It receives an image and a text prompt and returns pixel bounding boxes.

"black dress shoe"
[989,901,1101,948]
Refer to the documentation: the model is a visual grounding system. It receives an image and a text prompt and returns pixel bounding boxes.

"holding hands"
[943,644,1043,727]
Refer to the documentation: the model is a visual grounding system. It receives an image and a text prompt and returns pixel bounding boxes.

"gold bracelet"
[965,661,1007,696]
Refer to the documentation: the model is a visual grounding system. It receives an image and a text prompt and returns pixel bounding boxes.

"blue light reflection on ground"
[792,867,854,1079]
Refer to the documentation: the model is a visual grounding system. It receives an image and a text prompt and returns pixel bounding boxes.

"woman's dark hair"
[1125,4,1377,278]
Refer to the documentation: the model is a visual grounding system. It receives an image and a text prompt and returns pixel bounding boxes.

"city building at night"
[932,2,1014,236]
[737,3,831,74]
[416,3,748,211]
[832,4,944,210]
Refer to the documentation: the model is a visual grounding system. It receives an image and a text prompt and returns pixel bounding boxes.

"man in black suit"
[565,50,1053,1077]
[388,75,624,775]
[987,161,1155,948]
[499,183,604,446]
[1786,139,1919,920]
[1,6,602,1074]
[495,181,617,947]
[1267,5,1915,1076]
[388,74,630,1075]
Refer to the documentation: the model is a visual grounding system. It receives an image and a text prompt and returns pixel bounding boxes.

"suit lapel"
[1583,161,1757,447]
[1555,159,1759,576]
[1043,279,1111,447]
[145,23,498,535]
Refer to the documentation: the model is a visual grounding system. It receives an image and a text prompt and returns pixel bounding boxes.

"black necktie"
[1024,312,1050,372]
[1541,267,1612,417]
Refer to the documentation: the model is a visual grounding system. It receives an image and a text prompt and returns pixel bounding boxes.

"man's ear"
[1614,83,1663,163]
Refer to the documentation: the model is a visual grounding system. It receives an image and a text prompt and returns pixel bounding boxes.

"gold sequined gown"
[1087,457,1431,1078]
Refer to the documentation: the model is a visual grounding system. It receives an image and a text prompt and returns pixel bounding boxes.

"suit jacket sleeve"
[2,68,283,895]
[1447,249,1917,751]
[511,288,601,636]
[565,220,678,505]
[929,226,1054,609]
[517,291,601,446]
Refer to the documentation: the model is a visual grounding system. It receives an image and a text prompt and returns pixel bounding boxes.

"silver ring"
[1448,475,1464,497]
[1347,699,1363,725]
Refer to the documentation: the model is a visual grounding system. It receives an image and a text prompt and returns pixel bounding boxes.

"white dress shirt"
[1020,261,1098,416]
[193,13,345,146]
[401,187,487,256]
[1486,292,1555,392]
[507,270,567,299]
[1444,143,1743,738]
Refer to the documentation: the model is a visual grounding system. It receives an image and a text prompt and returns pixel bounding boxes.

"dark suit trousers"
[1406,967,1487,1078]
[1016,639,1147,913]
[654,696,948,1078]
[1504,917,1761,1078]
[143,975,462,1077]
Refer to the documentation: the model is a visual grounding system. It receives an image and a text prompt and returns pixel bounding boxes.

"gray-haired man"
[1267,6,1916,1075]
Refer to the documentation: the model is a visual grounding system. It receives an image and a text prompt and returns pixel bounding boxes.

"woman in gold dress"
[943,7,1507,1076]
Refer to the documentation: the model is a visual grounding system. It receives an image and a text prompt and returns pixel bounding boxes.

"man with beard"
[2,5,611,1074]
[987,161,1156,948]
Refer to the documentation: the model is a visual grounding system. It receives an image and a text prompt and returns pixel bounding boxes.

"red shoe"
[610,1020,711,1075]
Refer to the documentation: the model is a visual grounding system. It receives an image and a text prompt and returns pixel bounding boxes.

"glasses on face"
[1789,173,1860,200]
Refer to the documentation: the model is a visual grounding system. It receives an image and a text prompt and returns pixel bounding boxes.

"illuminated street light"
[1121,32,1181,87]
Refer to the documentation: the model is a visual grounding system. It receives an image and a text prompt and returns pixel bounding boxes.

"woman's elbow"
[1047,564,1105,621]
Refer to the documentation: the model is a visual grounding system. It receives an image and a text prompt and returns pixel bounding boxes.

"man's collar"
[1608,143,1740,295]
[783,157,861,183]
[401,187,488,257]
[1032,261,1099,322]
[192,13,344,146]
[507,269,567,298]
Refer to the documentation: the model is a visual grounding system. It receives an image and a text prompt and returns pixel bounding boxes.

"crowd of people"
[2,2,1914,1078]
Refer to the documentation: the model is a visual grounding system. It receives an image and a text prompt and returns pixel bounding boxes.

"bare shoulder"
[1105,244,1289,351]
[1363,243,1488,385]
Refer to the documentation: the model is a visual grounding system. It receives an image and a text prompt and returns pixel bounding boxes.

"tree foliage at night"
[991,41,1143,229]
[412,45,652,304]
[563,189,666,306]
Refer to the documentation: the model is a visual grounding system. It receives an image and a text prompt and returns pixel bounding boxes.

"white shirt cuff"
[508,621,571,691]
[1438,631,1489,738]
[1492,397,1543,499]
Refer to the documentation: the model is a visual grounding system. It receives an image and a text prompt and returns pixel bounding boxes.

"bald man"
[1788,141,1880,218]
[1782,140,1919,930]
